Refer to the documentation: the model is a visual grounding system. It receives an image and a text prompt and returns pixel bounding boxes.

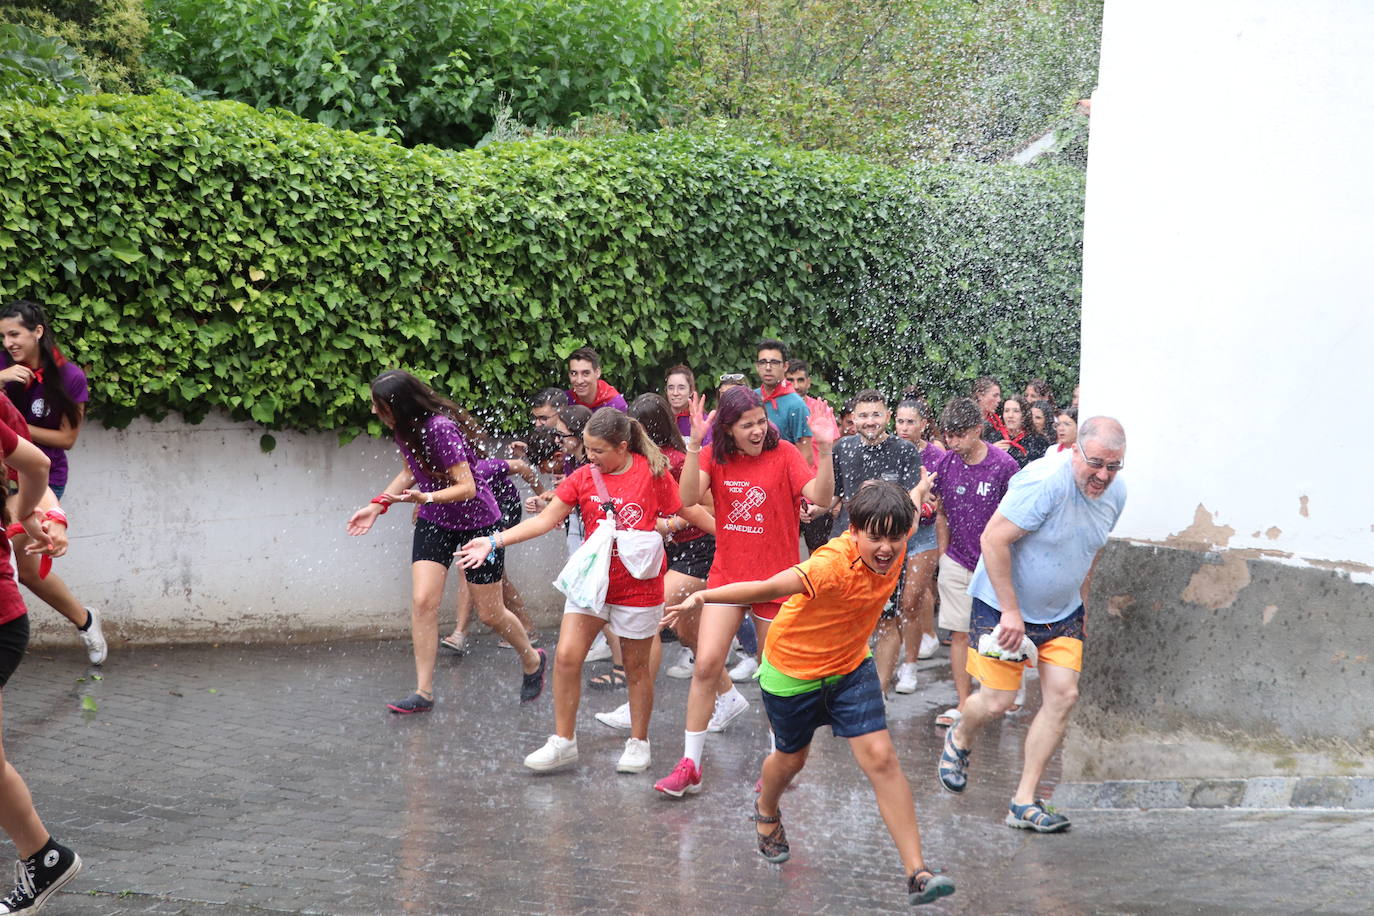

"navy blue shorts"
[761,657,887,753]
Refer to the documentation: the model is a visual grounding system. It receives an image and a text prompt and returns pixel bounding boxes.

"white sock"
[721,685,742,704]
[684,729,707,766]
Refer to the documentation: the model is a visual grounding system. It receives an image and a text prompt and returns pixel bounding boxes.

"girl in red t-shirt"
[457,408,681,775]
[0,423,85,909]
[654,386,836,798]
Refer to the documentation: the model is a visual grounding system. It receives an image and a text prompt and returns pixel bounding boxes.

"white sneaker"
[595,702,633,730]
[523,735,578,772]
[728,655,759,682]
[585,632,612,662]
[80,607,107,665]
[894,662,919,694]
[918,632,940,659]
[616,737,651,773]
[665,646,695,679]
[707,690,749,733]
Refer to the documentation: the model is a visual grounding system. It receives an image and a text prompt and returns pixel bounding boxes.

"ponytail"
[629,418,668,476]
[585,407,668,476]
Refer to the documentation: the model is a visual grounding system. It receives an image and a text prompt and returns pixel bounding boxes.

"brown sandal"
[749,801,790,863]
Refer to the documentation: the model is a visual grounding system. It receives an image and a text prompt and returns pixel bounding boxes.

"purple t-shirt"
[472,457,520,512]
[932,445,1019,571]
[397,415,501,531]
[917,441,945,528]
[1,358,89,489]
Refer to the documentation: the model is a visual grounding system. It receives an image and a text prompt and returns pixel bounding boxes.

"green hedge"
[0,92,1083,439]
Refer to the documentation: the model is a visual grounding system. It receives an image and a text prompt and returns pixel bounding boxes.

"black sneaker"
[386,692,434,715]
[521,648,548,703]
[0,842,82,913]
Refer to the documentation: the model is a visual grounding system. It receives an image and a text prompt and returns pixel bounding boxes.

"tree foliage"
[145,0,679,147]
[0,93,1082,439]
[0,0,156,94]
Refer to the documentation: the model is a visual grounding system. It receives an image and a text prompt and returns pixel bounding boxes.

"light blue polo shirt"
[757,389,811,443]
[967,456,1126,624]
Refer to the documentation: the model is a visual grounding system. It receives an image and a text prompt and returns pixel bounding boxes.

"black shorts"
[411,519,504,585]
[0,614,29,689]
[497,496,523,531]
[667,534,715,579]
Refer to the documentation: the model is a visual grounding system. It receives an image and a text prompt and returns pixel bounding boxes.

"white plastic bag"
[614,528,666,580]
[553,516,615,610]
[976,625,1039,666]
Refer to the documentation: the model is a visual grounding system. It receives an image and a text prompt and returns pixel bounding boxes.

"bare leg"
[12,552,85,627]
[684,604,745,732]
[620,634,658,742]
[950,631,973,709]
[952,682,1018,753]
[756,743,810,827]
[502,575,537,636]
[1013,663,1079,804]
[0,694,48,858]
[409,561,448,696]
[449,569,472,642]
[607,630,624,667]
[873,617,901,694]
[901,549,939,663]
[469,581,541,674]
[849,730,926,875]
[551,613,604,738]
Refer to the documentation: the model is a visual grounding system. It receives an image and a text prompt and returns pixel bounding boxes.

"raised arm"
[679,391,715,508]
[800,400,837,508]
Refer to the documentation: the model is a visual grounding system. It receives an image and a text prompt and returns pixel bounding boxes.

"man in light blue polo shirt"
[935,417,1127,835]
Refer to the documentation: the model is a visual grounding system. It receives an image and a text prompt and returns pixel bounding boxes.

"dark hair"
[940,397,983,434]
[1029,399,1055,435]
[558,404,592,438]
[896,397,934,442]
[0,300,81,426]
[852,389,887,409]
[531,387,569,409]
[900,382,927,401]
[521,426,565,465]
[970,376,1000,402]
[756,338,788,361]
[786,359,809,375]
[849,480,915,540]
[567,346,601,369]
[1002,396,1031,433]
[840,397,857,417]
[1024,378,1054,405]
[1056,406,1078,423]
[710,385,779,461]
[628,392,686,453]
[585,407,669,476]
[370,370,468,480]
[665,364,695,390]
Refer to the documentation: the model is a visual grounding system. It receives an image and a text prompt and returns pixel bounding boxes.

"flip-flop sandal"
[935,708,961,728]
[439,633,469,655]
[587,664,627,690]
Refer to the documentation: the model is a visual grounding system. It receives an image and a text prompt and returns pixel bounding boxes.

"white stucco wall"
[1080,1,1374,578]
[28,415,567,644]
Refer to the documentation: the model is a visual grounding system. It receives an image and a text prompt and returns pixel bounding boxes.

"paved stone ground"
[4,635,1371,915]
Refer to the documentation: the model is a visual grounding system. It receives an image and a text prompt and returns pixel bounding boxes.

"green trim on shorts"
[758,652,872,697]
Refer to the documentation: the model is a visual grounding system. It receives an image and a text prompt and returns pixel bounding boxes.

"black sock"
[77,611,91,631]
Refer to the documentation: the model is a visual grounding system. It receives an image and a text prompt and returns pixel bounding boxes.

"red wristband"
[4,523,53,578]
[44,510,67,528]
[920,502,935,521]
[370,496,390,514]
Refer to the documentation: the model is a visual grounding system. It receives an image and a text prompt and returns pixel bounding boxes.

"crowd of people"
[350,338,1124,907]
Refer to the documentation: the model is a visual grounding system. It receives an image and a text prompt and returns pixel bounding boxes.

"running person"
[937,419,1127,834]
[0,301,105,665]
[653,387,836,798]
[664,481,953,906]
[346,370,546,713]
[0,413,83,914]
[456,408,681,774]
[893,397,944,691]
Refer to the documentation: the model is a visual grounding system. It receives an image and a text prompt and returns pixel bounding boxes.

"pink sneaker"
[654,757,703,797]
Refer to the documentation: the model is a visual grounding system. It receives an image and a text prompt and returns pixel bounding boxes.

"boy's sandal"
[749,802,790,863]
[937,728,971,793]
[587,664,627,690]
[907,868,956,905]
[934,708,961,728]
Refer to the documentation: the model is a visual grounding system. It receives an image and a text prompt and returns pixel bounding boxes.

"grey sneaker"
[79,608,107,666]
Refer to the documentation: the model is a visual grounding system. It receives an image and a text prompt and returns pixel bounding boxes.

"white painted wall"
[28,415,567,644]
[1081,1,1374,577]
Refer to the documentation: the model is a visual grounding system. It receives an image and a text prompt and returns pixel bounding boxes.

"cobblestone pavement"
[5,635,1371,915]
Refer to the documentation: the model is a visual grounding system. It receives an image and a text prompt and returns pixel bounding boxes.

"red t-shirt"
[700,439,815,588]
[555,453,682,607]
[0,420,28,625]
[662,447,706,544]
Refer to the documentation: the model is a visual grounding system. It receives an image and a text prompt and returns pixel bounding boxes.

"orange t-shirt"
[762,534,905,681]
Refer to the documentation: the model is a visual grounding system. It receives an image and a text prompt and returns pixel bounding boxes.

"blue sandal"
[937,728,970,793]
[1005,798,1071,833]
[907,868,956,905]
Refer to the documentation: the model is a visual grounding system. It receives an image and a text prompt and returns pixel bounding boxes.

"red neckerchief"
[1057,442,1071,452]
[986,411,1011,440]
[674,409,689,420]
[759,380,795,409]
[27,368,44,389]
[1004,429,1027,456]
[571,379,622,410]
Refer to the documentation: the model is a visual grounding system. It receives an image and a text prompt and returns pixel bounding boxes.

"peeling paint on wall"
[1107,594,1136,618]
[1266,527,1281,540]
[1181,552,1251,609]
[1166,504,1236,551]
[1262,604,1278,624]
[1300,495,1310,518]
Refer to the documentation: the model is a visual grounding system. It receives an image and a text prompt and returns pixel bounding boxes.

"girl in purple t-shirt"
[347,370,546,713]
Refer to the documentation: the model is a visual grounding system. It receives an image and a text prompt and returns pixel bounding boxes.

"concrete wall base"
[1066,540,1374,781]
[1054,775,1374,810]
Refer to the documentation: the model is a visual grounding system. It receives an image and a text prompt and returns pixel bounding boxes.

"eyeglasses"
[561,433,581,442]
[754,358,784,367]
[1076,441,1123,472]
[718,372,745,384]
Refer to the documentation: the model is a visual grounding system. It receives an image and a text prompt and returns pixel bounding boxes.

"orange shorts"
[965,599,1084,692]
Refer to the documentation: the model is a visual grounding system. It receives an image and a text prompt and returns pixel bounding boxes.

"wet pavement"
[6,635,1371,915]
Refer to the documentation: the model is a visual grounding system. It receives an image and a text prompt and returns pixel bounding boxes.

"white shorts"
[564,599,664,640]
[936,553,975,633]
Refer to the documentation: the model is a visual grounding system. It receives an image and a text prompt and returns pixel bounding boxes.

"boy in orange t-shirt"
[665,479,954,907]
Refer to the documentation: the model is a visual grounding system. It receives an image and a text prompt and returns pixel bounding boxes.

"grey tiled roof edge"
[1053,777,1374,810]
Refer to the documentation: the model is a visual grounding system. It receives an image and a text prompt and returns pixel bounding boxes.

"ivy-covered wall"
[0,92,1083,439]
